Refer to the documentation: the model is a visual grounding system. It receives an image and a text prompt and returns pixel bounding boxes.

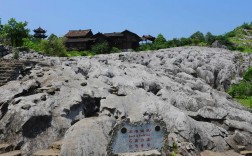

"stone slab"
[108,121,167,155]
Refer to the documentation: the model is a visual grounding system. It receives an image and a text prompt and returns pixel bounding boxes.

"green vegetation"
[139,22,252,53]
[225,22,252,52]
[91,41,121,54]
[66,50,94,57]
[22,37,43,52]
[169,142,178,156]
[12,48,19,59]
[40,34,67,57]
[91,41,110,54]
[228,67,252,111]
[236,97,252,109]
[0,17,251,56]
[0,18,29,47]
[152,34,167,50]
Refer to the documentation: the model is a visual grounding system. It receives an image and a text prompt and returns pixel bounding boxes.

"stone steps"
[0,60,24,86]
[32,140,63,156]
[0,70,15,74]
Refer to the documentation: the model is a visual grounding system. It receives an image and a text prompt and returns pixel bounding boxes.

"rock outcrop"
[0,46,252,155]
[0,45,9,58]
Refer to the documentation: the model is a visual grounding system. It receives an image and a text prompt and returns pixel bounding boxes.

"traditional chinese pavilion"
[33,27,47,39]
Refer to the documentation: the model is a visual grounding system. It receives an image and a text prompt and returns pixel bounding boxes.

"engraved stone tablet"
[108,121,167,155]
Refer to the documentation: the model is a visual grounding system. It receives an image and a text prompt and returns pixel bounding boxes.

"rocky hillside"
[0,47,252,156]
[227,23,252,52]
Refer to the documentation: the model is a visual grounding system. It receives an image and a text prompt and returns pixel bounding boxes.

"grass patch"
[228,67,252,111]
[235,96,252,110]
[66,50,94,57]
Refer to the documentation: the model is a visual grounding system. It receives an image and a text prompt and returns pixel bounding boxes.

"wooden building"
[64,29,95,51]
[92,32,108,43]
[64,29,141,51]
[141,35,156,43]
[104,30,142,50]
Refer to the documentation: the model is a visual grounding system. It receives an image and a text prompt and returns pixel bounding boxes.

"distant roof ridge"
[65,29,92,37]
[69,29,91,31]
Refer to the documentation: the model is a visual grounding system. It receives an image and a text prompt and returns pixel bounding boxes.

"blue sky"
[0,0,251,39]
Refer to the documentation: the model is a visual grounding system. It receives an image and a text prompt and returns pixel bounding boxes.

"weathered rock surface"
[0,47,252,155]
[0,45,9,58]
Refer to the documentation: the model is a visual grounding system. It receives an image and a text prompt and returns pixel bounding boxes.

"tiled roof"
[104,32,124,37]
[33,27,46,33]
[65,29,92,37]
[142,35,156,41]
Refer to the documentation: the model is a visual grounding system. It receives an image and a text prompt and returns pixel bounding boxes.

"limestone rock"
[0,47,251,155]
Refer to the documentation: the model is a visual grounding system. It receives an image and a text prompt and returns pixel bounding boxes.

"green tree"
[205,32,216,45]
[153,34,167,50]
[190,31,205,45]
[215,35,235,50]
[41,34,67,57]
[180,37,192,46]
[166,38,181,48]
[3,18,29,47]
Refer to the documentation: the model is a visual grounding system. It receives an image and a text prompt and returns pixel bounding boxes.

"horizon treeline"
[0,17,252,57]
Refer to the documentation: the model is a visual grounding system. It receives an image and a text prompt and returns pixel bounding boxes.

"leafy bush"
[111,47,120,53]
[22,37,42,52]
[180,37,192,46]
[225,31,236,37]
[91,41,110,54]
[66,50,94,57]
[138,43,153,51]
[240,22,252,30]
[198,42,207,46]
[12,48,19,59]
[243,67,252,82]
[152,34,167,50]
[228,81,252,98]
[167,38,181,48]
[228,68,252,98]
[41,34,67,57]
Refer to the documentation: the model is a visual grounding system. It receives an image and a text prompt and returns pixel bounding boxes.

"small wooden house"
[104,30,142,50]
[92,32,108,43]
[64,29,95,51]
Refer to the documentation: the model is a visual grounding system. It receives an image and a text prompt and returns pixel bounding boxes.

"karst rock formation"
[0,47,252,156]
